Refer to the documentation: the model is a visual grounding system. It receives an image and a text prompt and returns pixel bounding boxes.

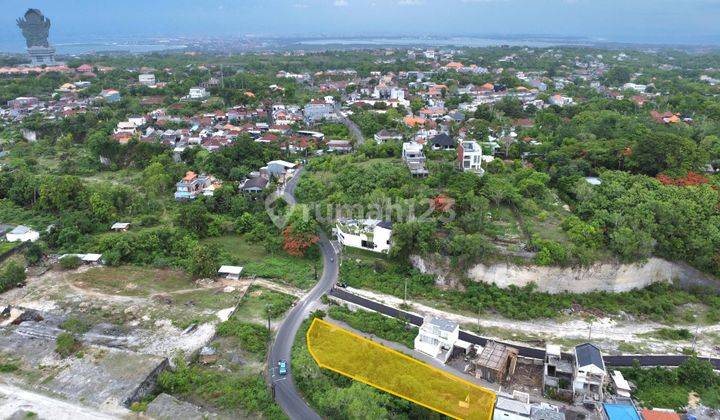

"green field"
[232,285,296,322]
[203,235,318,288]
[70,266,193,297]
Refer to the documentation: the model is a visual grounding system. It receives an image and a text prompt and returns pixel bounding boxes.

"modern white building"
[402,142,429,177]
[138,73,156,87]
[458,140,485,176]
[6,225,40,243]
[335,219,392,254]
[188,87,209,100]
[573,343,606,402]
[414,316,460,362]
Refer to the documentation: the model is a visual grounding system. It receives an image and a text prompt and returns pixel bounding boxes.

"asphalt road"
[268,168,338,420]
[328,288,720,369]
[340,116,365,146]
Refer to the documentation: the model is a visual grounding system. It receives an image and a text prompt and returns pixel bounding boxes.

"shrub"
[130,402,148,412]
[60,318,91,334]
[216,320,268,355]
[0,363,19,373]
[0,261,26,293]
[55,332,81,357]
[59,255,82,270]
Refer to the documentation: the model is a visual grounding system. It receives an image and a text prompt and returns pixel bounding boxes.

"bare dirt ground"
[0,267,244,366]
[0,380,129,420]
[343,287,720,357]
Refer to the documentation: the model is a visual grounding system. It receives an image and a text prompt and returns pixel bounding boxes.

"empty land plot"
[307,319,495,420]
[232,286,296,322]
[70,266,193,297]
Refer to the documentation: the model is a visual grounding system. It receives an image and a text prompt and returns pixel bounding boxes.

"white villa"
[335,219,392,254]
[414,316,460,363]
[458,140,485,176]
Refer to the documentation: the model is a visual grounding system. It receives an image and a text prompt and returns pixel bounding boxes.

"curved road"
[340,116,365,146]
[268,168,337,420]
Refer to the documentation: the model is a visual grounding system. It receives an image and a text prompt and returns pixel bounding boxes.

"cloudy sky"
[1,0,720,50]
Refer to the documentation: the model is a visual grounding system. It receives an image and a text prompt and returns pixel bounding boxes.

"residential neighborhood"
[1,4,720,420]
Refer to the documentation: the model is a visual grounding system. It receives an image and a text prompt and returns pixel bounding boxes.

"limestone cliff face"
[410,255,719,294]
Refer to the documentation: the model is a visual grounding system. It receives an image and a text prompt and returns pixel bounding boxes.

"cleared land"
[203,235,318,288]
[307,318,496,420]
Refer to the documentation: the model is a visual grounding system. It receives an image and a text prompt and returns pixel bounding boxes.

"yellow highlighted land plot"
[307,318,496,420]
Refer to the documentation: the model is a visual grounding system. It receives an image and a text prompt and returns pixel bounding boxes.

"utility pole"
[266,304,271,345]
[404,278,408,305]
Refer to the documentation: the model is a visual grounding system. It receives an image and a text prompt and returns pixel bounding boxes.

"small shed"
[199,346,219,365]
[218,266,244,280]
[111,222,131,232]
[473,341,518,384]
[6,225,40,243]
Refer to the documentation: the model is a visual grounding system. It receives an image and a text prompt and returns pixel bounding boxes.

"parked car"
[278,359,288,375]
[336,282,348,288]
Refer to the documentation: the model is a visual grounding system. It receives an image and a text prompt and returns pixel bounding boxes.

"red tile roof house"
[76,64,94,73]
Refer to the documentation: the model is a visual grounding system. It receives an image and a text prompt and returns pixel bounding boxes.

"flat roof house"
[335,219,392,254]
[402,142,429,177]
[458,140,485,176]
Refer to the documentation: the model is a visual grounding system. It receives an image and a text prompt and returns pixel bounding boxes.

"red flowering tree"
[282,205,319,257]
[656,171,709,187]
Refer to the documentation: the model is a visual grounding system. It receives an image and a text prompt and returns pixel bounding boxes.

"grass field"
[232,285,296,322]
[203,235,318,289]
[70,266,193,297]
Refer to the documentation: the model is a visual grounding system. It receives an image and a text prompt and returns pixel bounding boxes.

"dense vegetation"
[328,305,417,348]
[292,312,444,420]
[341,258,720,322]
[621,358,720,410]
[158,358,285,419]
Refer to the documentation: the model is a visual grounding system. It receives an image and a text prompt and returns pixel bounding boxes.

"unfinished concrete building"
[473,341,518,384]
[543,344,574,401]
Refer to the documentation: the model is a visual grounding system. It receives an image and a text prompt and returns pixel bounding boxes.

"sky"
[1,0,720,51]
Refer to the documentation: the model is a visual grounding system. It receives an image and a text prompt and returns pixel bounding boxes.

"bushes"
[55,332,81,358]
[60,318,91,334]
[622,357,720,410]
[0,261,26,293]
[157,358,283,418]
[215,319,268,355]
[328,305,417,348]
[650,328,694,341]
[59,255,82,270]
[531,237,569,266]
[340,259,720,322]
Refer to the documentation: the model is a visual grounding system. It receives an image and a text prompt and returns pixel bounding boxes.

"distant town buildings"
[139,73,156,87]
